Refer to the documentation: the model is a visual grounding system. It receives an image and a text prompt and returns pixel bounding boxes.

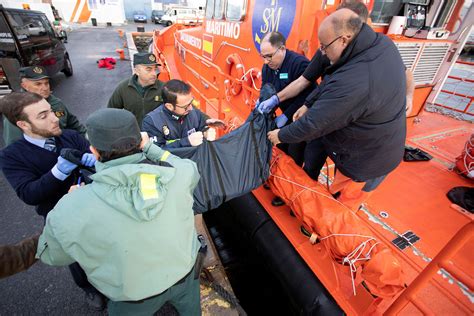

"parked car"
[159,7,203,26]
[151,10,165,24]
[0,5,71,96]
[133,11,147,23]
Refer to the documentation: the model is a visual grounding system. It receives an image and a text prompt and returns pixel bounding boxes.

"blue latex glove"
[56,156,78,175]
[257,95,279,114]
[81,153,96,167]
[275,114,288,128]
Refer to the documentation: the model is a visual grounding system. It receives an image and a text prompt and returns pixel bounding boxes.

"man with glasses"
[107,52,164,126]
[267,8,406,211]
[258,31,316,206]
[142,79,225,149]
[259,32,315,129]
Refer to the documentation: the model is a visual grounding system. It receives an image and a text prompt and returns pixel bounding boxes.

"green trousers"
[107,266,201,316]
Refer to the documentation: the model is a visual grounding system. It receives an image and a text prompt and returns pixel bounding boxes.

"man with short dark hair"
[142,79,225,149]
[258,31,317,205]
[2,66,86,146]
[267,9,407,210]
[37,108,202,315]
[259,32,315,129]
[0,92,93,217]
[107,52,165,125]
[0,92,105,309]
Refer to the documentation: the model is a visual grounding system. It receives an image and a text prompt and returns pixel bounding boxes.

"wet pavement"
[0,23,161,315]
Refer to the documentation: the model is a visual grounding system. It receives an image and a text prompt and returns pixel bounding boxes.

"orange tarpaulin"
[268,149,405,298]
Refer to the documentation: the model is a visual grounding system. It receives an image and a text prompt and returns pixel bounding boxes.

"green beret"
[86,109,141,151]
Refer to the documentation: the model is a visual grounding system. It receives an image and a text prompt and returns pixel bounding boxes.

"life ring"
[242,67,261,106]
[224,53,244,97]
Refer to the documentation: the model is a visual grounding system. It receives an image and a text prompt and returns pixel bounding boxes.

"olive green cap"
[86,108,141,151]
[133,52,160,66]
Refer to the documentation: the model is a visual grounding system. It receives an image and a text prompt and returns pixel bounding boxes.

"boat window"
[226,0,246,21]
[370,0,404,25]
[205,0,215,19]
[432,0,455,28]
[214,0,224,19]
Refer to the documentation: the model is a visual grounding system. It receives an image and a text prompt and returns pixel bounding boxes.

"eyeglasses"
[174,98,194,110]
[320,36,342,52]
[260,46,282,61]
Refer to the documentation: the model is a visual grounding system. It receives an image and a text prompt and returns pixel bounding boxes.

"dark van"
[0,5,72,95]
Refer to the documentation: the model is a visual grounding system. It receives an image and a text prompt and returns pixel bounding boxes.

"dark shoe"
[85,291,106,311]
[271,196,285,206]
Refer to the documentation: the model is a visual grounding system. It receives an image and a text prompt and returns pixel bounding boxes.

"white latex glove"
[188,131,204,147]
[204,127,216,141]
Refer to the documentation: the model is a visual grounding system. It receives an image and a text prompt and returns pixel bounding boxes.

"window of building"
[206,0,215,19]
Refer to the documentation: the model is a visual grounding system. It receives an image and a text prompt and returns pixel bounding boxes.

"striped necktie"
[44,138,56,152]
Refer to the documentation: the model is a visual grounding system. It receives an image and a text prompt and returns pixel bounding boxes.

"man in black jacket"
[267,9,406,210]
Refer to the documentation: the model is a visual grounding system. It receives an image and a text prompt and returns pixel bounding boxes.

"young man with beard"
[2,66,86,146]
[142,79,225,149]
[0,92,106,309]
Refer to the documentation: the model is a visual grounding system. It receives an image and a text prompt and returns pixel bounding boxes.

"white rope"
[268,155,349,209]
[240,68,261,91]
[320,233,380,296]
[269,155,384,295]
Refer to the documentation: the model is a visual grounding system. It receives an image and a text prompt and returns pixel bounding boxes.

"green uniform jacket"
[2,94,86,146]
[36,142,200,301]
[107,75,164,126]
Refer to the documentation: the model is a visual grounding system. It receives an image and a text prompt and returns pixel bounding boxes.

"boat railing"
[171,31,257,120]
[385,221,474,315]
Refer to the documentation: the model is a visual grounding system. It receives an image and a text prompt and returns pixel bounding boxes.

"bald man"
[267,9,407,210]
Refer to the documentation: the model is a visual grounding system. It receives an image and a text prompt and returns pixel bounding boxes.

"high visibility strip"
[140,174,159,200]
[166,139,179,144]
[160,151,170,161]
[70,0,81,22]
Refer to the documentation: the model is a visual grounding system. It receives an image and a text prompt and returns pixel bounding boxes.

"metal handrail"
[385,221,474,315]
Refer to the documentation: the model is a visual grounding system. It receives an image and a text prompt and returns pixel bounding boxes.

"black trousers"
[277,138,327,181]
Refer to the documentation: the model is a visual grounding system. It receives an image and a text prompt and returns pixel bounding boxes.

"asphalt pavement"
[0,22,162,315]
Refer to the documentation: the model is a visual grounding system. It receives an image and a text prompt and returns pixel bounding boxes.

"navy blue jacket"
[262,50,316,121]
[142,105,207,149]
[279,24,406,181]
[0,130,90,217]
